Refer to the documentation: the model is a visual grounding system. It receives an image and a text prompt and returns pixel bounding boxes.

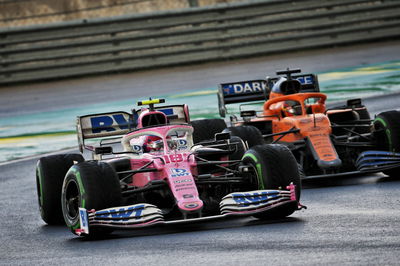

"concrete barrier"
[1,0,400,85]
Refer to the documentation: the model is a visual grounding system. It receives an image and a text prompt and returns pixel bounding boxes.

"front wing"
[303,150,400,180]
[75,184,301,236]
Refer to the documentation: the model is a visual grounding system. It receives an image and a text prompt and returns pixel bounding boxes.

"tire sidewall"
[374,113,400,152]
[241,150,267,190]
[36,154,84,224]
[61,166,85,230]
[242,144,301,201]
[373,111,400,176]
[61,161,122,233]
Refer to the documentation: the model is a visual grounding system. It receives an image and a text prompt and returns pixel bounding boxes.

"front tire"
[242,144,301,218]
[61,161,122,236]
[373,110,400,176]
[36,153,84,225]
[191,118,227,143]
[354,108,372,134]
[225,125,264,148]
[228,136,246,160]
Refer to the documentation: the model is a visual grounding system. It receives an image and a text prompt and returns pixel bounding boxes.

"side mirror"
[240,110,256,118]
[94,146,113,155]
[215,132,230,141]
[347,98,362,107]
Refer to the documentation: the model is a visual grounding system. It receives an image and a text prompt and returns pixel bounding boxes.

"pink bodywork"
[122,121,203,214]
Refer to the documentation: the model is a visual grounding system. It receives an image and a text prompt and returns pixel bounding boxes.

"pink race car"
[36,99,304,237]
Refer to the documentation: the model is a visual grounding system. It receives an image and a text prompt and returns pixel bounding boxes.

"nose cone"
[177,199,203,213]
[317,158,342,169]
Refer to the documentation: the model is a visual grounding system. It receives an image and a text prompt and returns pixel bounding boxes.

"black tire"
[61,161,122,236]
[355,108,372,134]
[373,110,400,176]
[297,163,306,181]
[226,125,264,148]
[191,118,227,144]
[36,153,84,225]
[242,144,301,218]
[228,136,246,160]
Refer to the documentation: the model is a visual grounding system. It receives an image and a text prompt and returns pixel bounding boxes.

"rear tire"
[191,119,226,143]
[228,136,246,160]
[61,161,122,236]
[373,110,400,176]
[225,125,264,148]
[354,108,372,134]
[242,144,301,218]
[36,153,84,225]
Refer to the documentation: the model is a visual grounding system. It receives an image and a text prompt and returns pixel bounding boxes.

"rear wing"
[218,80,268,117]
[146,104,190,124]
[218,74,319,117]
[77,111,135,152]
[76,105,190,152]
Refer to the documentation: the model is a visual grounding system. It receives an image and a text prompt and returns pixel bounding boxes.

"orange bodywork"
[258,92,341,166]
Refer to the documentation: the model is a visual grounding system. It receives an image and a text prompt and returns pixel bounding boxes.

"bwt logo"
[232,191,279,205]
[177,139,188,149]
[171,168,190,178]
[95,205,144,221]
[132,145,142,152]
[223,81,266,95]
[178,139,187,146]
[90,114,133,134]
[79,210,87,227]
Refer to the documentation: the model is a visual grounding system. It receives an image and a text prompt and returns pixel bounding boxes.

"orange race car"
[194,68,400,179]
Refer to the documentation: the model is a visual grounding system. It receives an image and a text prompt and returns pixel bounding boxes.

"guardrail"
[1,0,400,85]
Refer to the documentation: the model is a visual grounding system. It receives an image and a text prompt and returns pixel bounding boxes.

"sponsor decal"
[90,114,132,134]
[231,192,279,205]
[132,145,142,152]
[222,81,266,96]
[177,139,188,149]
[300,118,312,124]
[95,205,145,221]
[176,187,193,192]
[184,203,199,209]
[163,154,184,163]
[309,133,325,137]
[174,179,192,184]
[269,75,315,87]
[296,75,314,85]
[158,108,174,115]
[78,208,89,234]
[170,168,190,178]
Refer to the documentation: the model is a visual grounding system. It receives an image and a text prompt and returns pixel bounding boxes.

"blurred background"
[1,0,400,161]
[1,0,236,27]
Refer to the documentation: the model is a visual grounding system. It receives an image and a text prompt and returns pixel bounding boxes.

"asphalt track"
[1,41,400,265]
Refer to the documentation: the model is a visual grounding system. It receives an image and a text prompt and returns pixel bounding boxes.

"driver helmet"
[143,135,163,152]
[282,100,302,117]
[271,77,301,96]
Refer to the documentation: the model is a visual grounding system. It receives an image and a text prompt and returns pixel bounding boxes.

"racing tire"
[242,144,301,219]
[297,163,306,181]
[355,108,372,134]
[191,118,227,144]
[36,153,84,225]
[373,110,400,176]
[228,136,247,160]
[225,125,264,148]
[61,161,122,237]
